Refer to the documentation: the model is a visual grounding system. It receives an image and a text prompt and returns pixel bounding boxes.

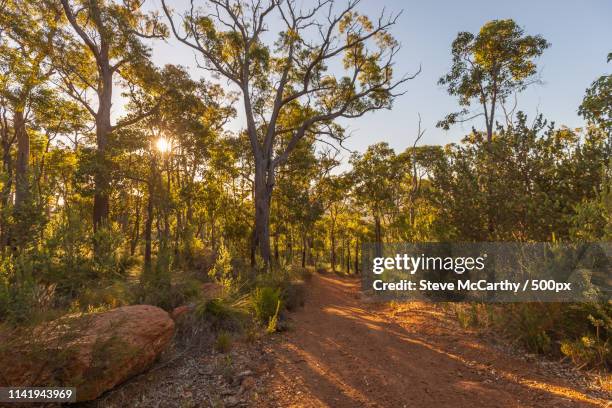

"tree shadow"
[264,274,604,407]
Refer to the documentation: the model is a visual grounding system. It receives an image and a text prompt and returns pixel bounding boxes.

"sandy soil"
[254,273,608,408]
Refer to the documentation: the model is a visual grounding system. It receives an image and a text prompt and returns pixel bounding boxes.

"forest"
[0,0,610,406]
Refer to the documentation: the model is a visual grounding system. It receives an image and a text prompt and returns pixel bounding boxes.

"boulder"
[0,305,174,402]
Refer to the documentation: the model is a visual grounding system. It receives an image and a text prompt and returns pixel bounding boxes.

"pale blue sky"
[146,0,612,155]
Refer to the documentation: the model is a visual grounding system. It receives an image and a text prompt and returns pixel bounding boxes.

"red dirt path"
[255,273,606,407]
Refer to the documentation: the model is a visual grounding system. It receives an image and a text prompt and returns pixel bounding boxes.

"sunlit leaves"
[437,19,549,136]
[579,54,612,134]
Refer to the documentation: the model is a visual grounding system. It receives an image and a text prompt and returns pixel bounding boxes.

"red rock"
[0,305,174,402]
[171,304,194,320]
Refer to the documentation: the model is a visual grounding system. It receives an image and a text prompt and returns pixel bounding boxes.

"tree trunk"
[354,238,359,275]
[0,127,13,247]
[374,215,382,257]
[130,194,141,256]
[274,229,279,262]
[253,159,272,266]
[287,231,292,263]
[330,225,336,272]
[301,233,307,268]
[93,66,113,233]
[144,157,156,274]
[144,188,153,274]
[346,239,351,274]
[1,131,12,208]
[250,226,257,267]
[14,110,29,210]
[308,237,314,266]
[210,211,216,250]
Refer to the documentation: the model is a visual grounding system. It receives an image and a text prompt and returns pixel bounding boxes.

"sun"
[155,137,171,153]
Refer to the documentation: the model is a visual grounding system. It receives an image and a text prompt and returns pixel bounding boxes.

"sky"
[145,0,612,156]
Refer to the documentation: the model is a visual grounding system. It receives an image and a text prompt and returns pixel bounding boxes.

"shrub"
[282,281,305,312]
[215,331,232,353]
[136,273,203,311]
[453,301,612,369]
[208,241,234,295]
[266,300,281,334]
[560,335,610,368]
[91,223,128,278]
[195,297,249,330]
[78,281,135,312]
[251,287,282,325]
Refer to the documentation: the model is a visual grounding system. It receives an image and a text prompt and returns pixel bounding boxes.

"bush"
[137,277,202,311]
[0,255,53,324]
[208,241,235,295]
[452,301,612,369]
[282,281,305,312]
[78,281,135,312]
[266,300,281,334]
[195,297,249,330]
[560,335,610,368]
[215,331,232,353]
[251,287,282,325]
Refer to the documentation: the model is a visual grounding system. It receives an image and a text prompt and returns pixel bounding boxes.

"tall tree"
[0,0,62,246]
[350,142,400,255]
[579,52,612,138]
[162,0,412,265]
[437,19,549,141]
[55,0,166,235]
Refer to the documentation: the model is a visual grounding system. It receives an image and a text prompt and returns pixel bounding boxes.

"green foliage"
[208,241,234,295]
[579,53,612,134]
[453,302,612,369]
[430,113,609,241]
[195,297,249,331]
[138,276,201,312]
[91,223,129,277]
[214,331,232,353]
[437,19,549,137]
[266,300,281,334]
[251,287,282,325]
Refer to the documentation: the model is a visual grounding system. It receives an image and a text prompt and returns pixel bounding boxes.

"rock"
[240,376,255,394]
[0,305,174,402]
[171,304,194,321]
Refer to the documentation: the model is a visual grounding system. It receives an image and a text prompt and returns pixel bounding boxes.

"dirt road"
[256,273,607,407]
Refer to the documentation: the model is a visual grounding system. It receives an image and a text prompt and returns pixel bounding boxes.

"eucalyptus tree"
[54,0,167,238]
[0,0,66,246]
[437,19,549,141]
[117,64,235,272]
[580,53,612,138]
[349,142,400,255]
[162,0,412,265]
[319,174,350,271]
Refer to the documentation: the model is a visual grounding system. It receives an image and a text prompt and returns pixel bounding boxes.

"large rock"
[0,305,174,402]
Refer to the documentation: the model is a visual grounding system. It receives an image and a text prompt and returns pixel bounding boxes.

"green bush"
[251,286,282,325]
[215,331,232,353]
[195,297,249,330]
[453,302,612,369]
[266,299,281,334]
[138,277,201,311]
[208,241,234,295]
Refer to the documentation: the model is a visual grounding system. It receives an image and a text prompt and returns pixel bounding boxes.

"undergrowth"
[451,302,611,370]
